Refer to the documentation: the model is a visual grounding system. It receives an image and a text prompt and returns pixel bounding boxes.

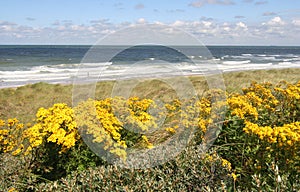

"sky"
[0,0,300,45]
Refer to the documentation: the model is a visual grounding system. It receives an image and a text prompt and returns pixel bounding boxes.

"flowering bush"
[219,80,300,190]
[0,80,299,191]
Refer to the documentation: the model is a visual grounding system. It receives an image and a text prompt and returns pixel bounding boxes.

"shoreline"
[1,67,299,90]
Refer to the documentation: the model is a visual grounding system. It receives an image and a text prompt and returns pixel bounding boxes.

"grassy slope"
[0,68,299,122]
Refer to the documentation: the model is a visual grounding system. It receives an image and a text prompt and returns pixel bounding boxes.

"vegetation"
[0,68,299,191]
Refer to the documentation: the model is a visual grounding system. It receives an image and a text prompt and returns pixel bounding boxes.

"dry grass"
[0,68,299,122]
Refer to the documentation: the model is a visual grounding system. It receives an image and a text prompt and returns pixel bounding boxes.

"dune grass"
[0,68,299,122]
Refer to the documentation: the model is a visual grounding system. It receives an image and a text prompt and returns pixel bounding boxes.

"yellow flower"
[8,187,18,192]
[227,94,258,120]
[12,147,22,156]
[7,118,18,127]
[0,119,5,127]
[231,173,237,181]
[141,135,154,149]
[165,127,176,134]
[221,158,232,170]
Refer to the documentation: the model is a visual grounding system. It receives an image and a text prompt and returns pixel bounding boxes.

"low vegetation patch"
[0,69,299,191]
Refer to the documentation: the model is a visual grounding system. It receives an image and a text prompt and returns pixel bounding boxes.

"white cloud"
[223,26,230,32]
[172,20,185,27]
[56,25,66,31]
[70,25,86,31]
[222,23,231,32]
[1,25,14,32]
[292,19,300,26]
[100,29,115,35]
[257,17,290,40]
[236,22,247,30]
[137,18,146,24]
[13,33,23,38]
[202,21,212,27]
[0,17,299,45]
[266,16,285,26]
[154,21,164,25]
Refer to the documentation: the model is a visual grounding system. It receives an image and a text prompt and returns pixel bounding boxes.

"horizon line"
[0,44,300,47]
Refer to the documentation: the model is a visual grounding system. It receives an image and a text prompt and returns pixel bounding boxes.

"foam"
[222,60,251,65]
[1,58,300,89]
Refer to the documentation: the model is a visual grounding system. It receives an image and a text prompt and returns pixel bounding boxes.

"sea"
[0,45,300,89]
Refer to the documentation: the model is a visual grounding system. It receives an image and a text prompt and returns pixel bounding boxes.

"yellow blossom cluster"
[196,98,212,134]
[205,152,231,170]
[227,94,259,120]
[74,97,160,159]
[244,121,300,147]
[0,97,178,159]
[125,97,158,132]
[242,81,279,111]
[194,89,227,139]
[163,99,183,133]
[25,103,79,153]
[0,104,81,156]
[0,118,26,155]
[204,152,237,181]
[221,158,232,170]
[228,81,300,148]
[0,95,216,159]
[1,80,298,167]
[140,135,154,149]
[75,98,127,159]
[274,80,300,101]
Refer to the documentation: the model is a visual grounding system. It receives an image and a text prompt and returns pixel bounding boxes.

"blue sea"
[0,45,300,88]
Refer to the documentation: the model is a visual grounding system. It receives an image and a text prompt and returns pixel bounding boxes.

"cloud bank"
[0,16,299,45]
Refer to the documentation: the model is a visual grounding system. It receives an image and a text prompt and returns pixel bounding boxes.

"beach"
[1,45,300,89]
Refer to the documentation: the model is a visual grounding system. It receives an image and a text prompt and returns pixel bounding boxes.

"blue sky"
[0,0,300,45]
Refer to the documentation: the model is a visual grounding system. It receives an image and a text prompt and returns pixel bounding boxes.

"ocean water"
[0,45,300,88]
